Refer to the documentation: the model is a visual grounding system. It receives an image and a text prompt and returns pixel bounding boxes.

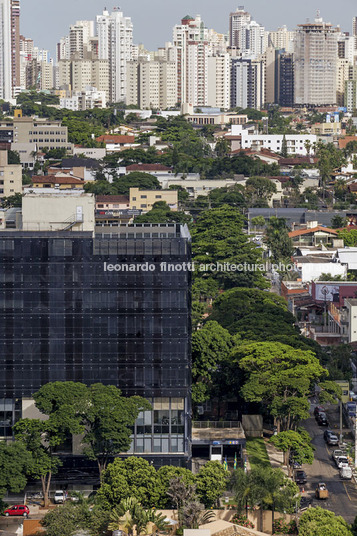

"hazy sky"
[22,0,356,57]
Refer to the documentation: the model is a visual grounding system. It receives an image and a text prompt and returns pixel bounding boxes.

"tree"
[230,469,254,515]
[31,381,151,478]
[245,177,277,206]
[337,229,357,247]
[0,442,32,499]
[299,507,353,536]
[270,430,314,472]
[192,206,268,291]
[316,142,346,200]
[157,466,195,508]
[166,477,214,529]
[208,288,299,343]
[108,497,170,536]
[251,215,266,230]
[331,215,348,229]
[82,385,151,477]
[96,457,160,509]
[191,321,236,403]
[249,466,299,534]
[41,500,110,536]
[281,135,288,158]
[265,217,293,262]
[13,419,62,507]
[235,342,326,430]
[134,202,192,224]
[7,150,20,164]
[1,193,23,208]
[195,461,228,507]
[215,137,230,157]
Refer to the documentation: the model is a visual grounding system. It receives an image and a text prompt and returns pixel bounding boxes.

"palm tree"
[108,497,171,536]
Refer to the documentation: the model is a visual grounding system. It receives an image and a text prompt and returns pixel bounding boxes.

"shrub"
[231,513,255,529]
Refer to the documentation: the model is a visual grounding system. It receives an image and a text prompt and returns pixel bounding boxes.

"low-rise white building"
[293,257,347,282]
[229,125,317,155]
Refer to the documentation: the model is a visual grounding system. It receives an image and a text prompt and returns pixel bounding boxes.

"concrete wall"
[22,193,95,232]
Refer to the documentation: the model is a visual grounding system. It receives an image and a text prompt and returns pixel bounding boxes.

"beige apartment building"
[129,187,178,212]
[59,54,109,100]
[126,59,177,109]
[0,150,22,199]
[0,117,73,152]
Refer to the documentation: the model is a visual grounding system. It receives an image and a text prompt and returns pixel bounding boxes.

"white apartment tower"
[229,6,251,49]
[294,14,338,106]
[231,57,265,110]
[96,8,133,103]
[0,0,12,100]
[207,54,231,109]
[173,15,209,106]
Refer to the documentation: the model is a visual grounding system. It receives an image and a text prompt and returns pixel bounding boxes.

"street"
[302,408,357,524]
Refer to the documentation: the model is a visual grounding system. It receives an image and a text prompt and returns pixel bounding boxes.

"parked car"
[327,433,339,446]
[332,449,347,463]
[316,413,329,426]
[53,490,66,504]
[314,405,325,417]
[3,505,29,517]
[335,456,349,469]
[315,482,329,500]
[340,466,353,480]
[294,470,307,485]
[324,429,334,441]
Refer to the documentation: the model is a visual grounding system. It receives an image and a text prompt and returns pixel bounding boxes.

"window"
[141,195,147,199]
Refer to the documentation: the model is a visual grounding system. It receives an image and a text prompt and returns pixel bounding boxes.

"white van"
[340,466,353,480]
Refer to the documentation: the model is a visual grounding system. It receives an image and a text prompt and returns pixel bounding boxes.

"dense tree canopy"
[299,507,353,536]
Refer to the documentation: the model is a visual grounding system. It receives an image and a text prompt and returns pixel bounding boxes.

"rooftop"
[289,226,338,238]
[31,175,84,185]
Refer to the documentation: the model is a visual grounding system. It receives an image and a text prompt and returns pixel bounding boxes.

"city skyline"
[22,0,356,57]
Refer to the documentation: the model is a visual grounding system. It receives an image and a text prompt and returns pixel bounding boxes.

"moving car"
[340,466,353,480]
[53,490,66,504]
[326,433,339,446]
[294,470,307,485]
[315,482,329,500]
[3,505,29,517]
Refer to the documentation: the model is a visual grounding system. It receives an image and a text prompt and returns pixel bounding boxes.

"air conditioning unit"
[197,406,204,415]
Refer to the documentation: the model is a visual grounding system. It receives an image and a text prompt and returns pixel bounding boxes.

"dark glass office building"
[0,223,192,466]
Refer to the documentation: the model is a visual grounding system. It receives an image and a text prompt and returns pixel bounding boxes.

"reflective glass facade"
[0,225,191,464]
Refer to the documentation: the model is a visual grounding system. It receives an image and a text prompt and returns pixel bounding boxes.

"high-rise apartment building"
[126,58,177,109]
[96,8,133,103]
[0,0,12,100]
[229,6,251,48]
[173,15,209,106]
[231,57,265,109]
[265,47,294,107]
[10,0,20,90]
[0,194,192,467]
[69,21,95,59]
[59,53,109,100]
[268,26,295,52]
[294,14,338,106]
[207,53,231,109]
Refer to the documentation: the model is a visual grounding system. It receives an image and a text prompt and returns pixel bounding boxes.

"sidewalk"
[264,437,288,476]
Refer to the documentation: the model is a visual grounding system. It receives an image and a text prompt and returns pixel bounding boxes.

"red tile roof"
[96,135,135,144]
[288,226,338,238]
[32,175,84,185]
[279,156,318,165]
[96,195,129,204]
[126,163,172,172]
